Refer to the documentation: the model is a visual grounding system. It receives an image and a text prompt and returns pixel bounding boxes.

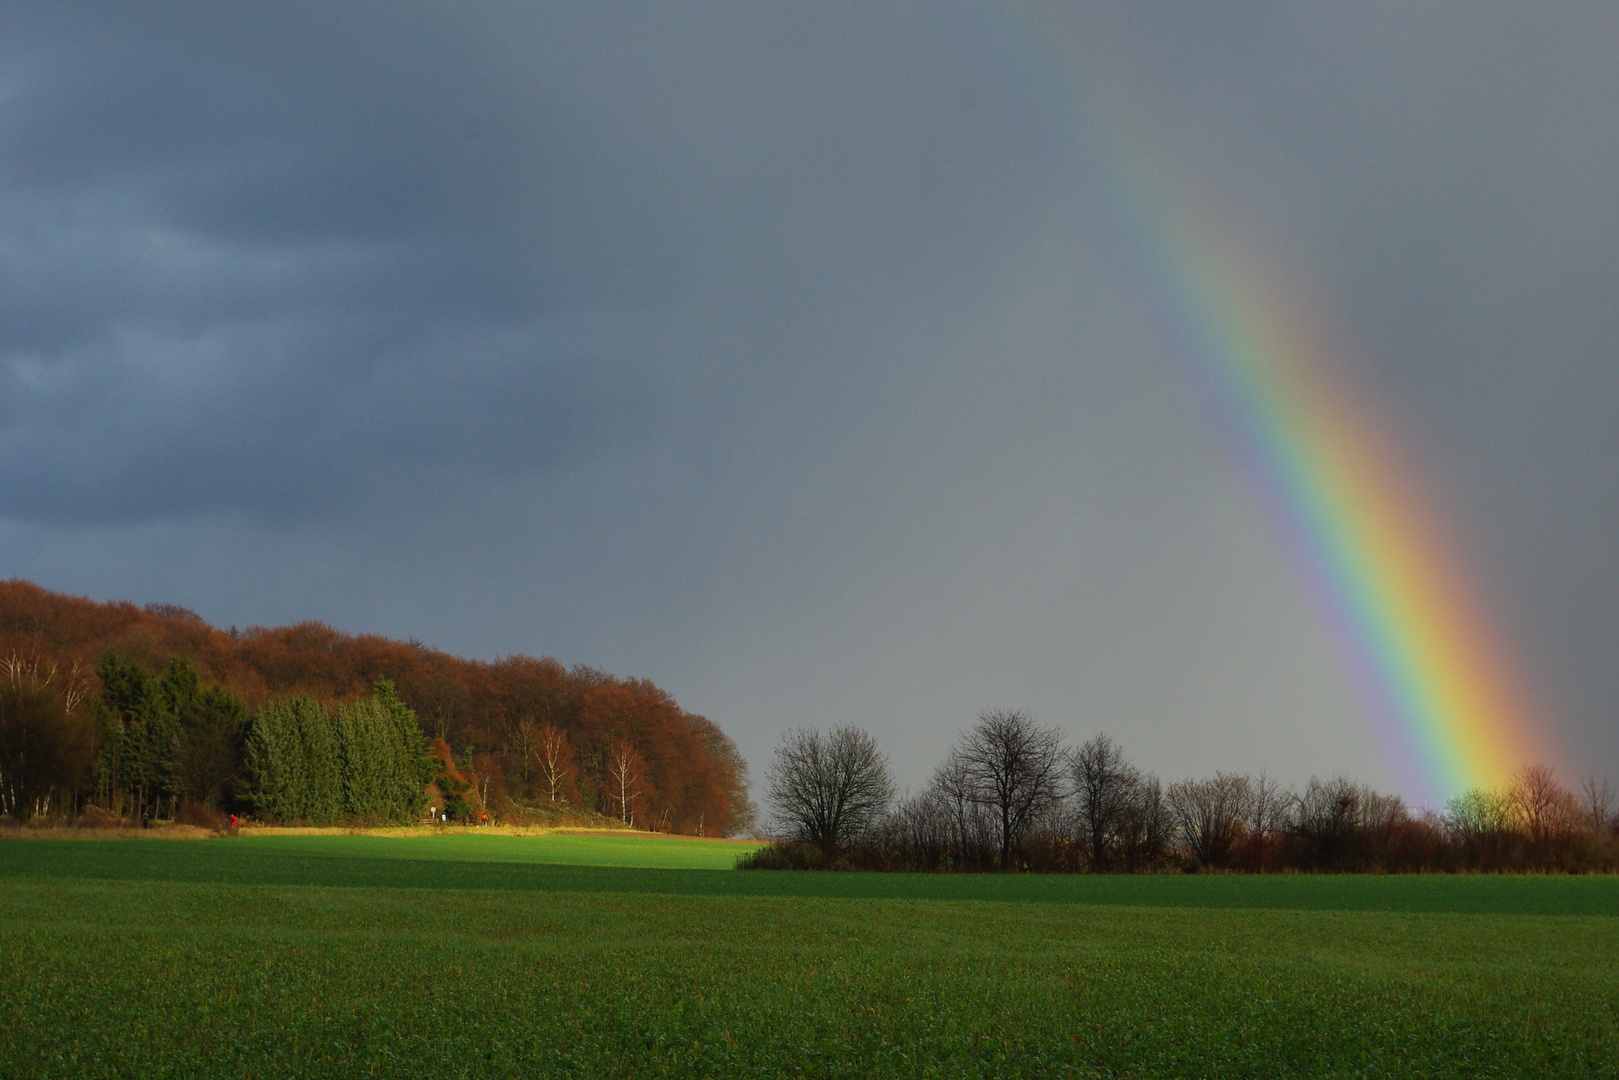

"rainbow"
[998,14,1551,803]
[1127,200,1545,803]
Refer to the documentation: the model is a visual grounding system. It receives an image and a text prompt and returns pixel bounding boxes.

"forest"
[7,576,1615,873]
[0,579,753,834]
[750,711,1619,874]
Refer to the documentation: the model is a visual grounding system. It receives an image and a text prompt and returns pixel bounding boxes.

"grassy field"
[1,834,1615,1078]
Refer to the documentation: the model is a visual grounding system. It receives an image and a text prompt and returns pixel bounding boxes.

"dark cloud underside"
[2,2,1614,794]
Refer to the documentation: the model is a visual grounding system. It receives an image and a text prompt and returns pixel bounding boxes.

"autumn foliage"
[0,579,753,835]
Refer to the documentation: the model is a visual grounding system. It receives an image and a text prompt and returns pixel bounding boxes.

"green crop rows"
[1,836,1615,1078]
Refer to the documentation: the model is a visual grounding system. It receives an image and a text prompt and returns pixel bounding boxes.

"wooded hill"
[0,579,753,835]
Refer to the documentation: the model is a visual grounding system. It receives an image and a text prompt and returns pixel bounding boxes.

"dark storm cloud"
[4,2,1617,794]
[1,2,660,520]
[0,3,1055,525]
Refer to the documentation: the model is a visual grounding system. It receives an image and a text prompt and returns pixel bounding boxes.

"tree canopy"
[0,579,753,834]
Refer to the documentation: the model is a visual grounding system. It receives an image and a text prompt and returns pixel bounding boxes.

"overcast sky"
[3,2,1615,802]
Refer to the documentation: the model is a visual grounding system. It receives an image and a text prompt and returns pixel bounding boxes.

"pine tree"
[373,679,430,821]
[295,698,342,825]
[243,697,338,823]
[243,698,308,822]
[95,651,179,817]
[336,699,393,821]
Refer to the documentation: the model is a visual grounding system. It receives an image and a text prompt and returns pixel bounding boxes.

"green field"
[2,835,1615,1078]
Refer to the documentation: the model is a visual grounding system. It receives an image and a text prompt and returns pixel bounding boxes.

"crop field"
[1,835,1615,1078]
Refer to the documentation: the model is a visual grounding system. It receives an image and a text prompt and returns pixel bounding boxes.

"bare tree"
[506,715,540,791]
[766,726,894,858]
[2,655,91,717]
[0,660,95,821]
[413,676,467,744]
[1290,774,1361,867]
[536,723,574,805]
[604,738,644,825]
[1359,787,1408,831]
[1581,775,1614,832]
[1114,772,1169,871]
[1167,772,1252,868]
[1249,770,1285,840]
[956,708,1065,870]
[885,789,949,866]
[929,749,992,864]
[1070,733,1140,869]
[1509,765,1574,842]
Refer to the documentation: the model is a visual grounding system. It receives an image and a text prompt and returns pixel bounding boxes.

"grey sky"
[3,3,1614,802]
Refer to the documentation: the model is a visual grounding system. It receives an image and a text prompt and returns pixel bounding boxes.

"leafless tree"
[0,663,94,821]
[604,738,642,825]
[766,726,894,857]
[1114,772,1170,870]
[2,653,90,715]
[1509,765,1575,842]
[1581,775,1614,832]
[1357,786,1412,867]
[956,708,1065,870]
[1167,772,1252,868]
[536,724,574,805]
[1070,733,1141,869]
[1359,787,1408,831]
[928,748,992,864]
[506,715,540,790]
[1248,770,1285,841]
[1290,774,1361,866]
[413,676,468,744]
[885,789,949,866]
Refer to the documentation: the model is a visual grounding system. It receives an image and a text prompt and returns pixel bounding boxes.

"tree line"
[2,647,430,825]
[0,579,753,833]
[749,709,1619,873]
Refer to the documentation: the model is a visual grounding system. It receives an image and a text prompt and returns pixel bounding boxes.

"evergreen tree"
[335,698,394,821]
[238,687,428,825]
[95,651,178,817]
[243,698,306,822]
[157,658,201,717]
[243,697,340,823]
[97,654,248,816]
[373,679,431,819]
[173,683,247,811]
[295,698,342,824]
